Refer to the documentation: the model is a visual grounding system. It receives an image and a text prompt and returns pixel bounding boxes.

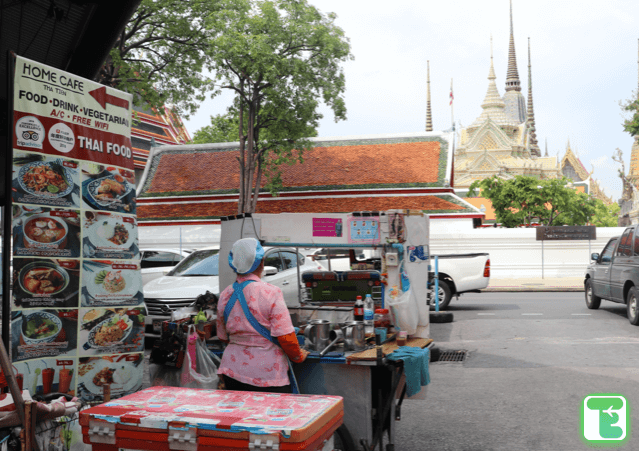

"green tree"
[590,200,621,227]
[191,113,240,144]
[623,96,639,138]
[98,0,215,119]
[205,0,353,213]
[468,175,598,227]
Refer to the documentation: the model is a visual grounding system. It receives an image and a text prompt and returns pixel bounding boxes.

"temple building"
[559,141,613,205]
[621,40,639,224]
[453,1,613,220]
[453,34,559,189]
[131,103,191,182]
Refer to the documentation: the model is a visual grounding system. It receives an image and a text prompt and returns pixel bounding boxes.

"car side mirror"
[591,253,600,261]
[264,266,278,276]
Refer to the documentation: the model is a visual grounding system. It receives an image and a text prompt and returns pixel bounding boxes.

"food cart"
[215,211,433,451]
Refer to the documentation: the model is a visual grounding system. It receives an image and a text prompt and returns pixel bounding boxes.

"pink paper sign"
[313,218,343,237]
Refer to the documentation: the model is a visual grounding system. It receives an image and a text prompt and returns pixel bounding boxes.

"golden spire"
[426,60,433,132]
[527,38,540,156]
[505,0,521,93]
[481,35,505,109]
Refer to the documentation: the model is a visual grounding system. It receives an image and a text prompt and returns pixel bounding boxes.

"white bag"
[386,287,419,335]
[180,326,219,389]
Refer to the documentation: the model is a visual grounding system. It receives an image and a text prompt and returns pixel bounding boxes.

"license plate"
[153,319,164,333]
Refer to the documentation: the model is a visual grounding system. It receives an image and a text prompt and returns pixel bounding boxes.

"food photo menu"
[8,55,143,402]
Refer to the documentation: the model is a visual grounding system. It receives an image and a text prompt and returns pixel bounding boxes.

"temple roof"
[136,132,483,221]
[560,142,590,181]
[139,132,453,197]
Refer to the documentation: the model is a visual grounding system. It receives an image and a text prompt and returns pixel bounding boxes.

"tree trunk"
[237,81,246,214]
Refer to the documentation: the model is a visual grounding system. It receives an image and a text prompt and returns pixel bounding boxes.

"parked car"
[140,248,193,286]
[584,228,639,324]
[309,248,490,310]
[143,246,325,336]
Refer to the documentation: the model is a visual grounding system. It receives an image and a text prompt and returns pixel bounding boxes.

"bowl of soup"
[18,261,70,296]
[20,311,63,345]
[22,214,68,249]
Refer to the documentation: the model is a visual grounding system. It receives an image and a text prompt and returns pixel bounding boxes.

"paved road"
[396,292,639,451]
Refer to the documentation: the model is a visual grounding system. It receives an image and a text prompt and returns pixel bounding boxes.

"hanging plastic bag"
[386,286,419,335]
[179,325,219,389]
[194,337,219,388]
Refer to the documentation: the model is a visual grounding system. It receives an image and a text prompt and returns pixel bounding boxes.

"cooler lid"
[80,387,343,441]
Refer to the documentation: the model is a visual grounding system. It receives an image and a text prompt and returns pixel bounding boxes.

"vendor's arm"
[277,333,309,363]
[268,286,308,363]
[215,291,230,344]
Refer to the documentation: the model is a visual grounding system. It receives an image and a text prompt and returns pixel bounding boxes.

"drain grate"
[437,350,467,362]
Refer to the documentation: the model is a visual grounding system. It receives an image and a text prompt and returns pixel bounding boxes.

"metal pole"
[2,51,16,350]
[296,247,302,304]
[541,240,545,279]
[435,256,440,312]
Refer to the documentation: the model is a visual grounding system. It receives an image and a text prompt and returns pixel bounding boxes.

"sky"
[183,0,639,202]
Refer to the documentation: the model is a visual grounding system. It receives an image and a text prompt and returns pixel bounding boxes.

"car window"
[168,250,219,276]
[617,228,633,257]
[141,251,180,269]
[601,239,618,264]
[634,229,639,257]
[281,251,300,270]
[264,251,284,271]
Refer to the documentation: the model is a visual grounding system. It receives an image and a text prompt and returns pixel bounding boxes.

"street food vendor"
[216,238,309,393]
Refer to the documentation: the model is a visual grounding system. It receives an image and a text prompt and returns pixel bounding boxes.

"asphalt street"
[396,292,639,451]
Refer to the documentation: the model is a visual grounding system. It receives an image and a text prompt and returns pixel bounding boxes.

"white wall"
[430,226,625,279]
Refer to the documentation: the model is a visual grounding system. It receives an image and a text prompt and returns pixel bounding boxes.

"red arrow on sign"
[88,86,130,110]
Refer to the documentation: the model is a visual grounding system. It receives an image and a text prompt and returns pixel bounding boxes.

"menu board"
[8,56,144,401]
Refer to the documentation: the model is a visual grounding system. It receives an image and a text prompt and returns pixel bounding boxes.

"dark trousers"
[223,375,291,394]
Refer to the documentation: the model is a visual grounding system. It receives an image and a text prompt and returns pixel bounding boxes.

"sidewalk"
[484,277,584,292]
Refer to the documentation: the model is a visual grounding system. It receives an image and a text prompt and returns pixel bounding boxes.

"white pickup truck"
[311,249,490,310]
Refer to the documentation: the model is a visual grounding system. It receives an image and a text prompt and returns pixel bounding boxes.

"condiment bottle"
[374,308,391,330]
[354,296,364,321]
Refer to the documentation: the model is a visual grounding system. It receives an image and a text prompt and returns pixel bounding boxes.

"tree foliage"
[204,0,353,213]
[191,113,240,144]
[623,96,639,138]
[590,200,620,227]
[98,0,215,119]
[468,175,598,227]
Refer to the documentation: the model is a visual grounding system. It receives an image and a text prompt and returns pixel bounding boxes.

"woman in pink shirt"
[217,238,309,393]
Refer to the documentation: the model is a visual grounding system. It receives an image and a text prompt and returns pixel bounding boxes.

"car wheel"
[428,280,452,311]
[627,287,639,326]
[430,311,454,323]
[584,279,601,310]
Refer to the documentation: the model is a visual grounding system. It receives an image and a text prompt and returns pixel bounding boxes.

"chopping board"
[346,337,433,362]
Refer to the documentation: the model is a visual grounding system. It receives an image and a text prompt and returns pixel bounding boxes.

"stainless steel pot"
[343,321,366,351]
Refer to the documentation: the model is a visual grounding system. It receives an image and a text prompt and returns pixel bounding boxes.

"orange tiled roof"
[137,194,466,220]
[141,136,447,196]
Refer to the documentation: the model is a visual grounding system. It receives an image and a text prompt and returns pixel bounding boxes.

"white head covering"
[228,238,265,275]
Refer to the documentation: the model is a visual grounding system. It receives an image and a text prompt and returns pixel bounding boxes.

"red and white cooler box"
[80,387,343,450]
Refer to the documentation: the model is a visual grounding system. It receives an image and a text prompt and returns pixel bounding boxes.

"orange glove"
[277,332,308,363]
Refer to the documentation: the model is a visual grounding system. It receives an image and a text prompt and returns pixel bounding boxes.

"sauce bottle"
[354,296,364,321]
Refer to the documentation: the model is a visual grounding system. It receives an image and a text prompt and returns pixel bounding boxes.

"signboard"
[535,226,596,241]
[8,56,143,402]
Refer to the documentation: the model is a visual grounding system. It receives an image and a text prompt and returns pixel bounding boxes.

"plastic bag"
[177,326,219,389]
[386,287,419,335]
